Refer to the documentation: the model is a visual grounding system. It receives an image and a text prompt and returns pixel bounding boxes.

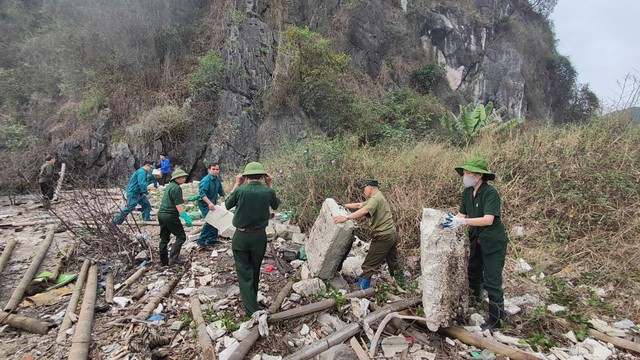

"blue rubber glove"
[187,195,199,202]
[441,213,466,230]
[179,211,193,227]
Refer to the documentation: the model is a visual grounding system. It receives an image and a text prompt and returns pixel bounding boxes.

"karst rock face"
[70,0,555,182]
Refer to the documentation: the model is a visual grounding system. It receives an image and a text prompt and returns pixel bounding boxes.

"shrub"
[76,87,107,121]
[441,101,524,146]
[188,51,224,99]
[0,115,33,149]
[410,63,446,94]
[126,105,193,143]
[281,26,354,135]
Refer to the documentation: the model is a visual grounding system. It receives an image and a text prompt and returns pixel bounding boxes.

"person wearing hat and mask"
[334,179,403,290]
[441,156,509,330]
[113,161,154,224]
[157,169,193,265]
[225,162,280,316]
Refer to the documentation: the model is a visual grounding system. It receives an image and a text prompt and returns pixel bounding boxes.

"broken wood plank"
[190,294,216,360]
[555,318,640,354]
[4,229,55,312]
[105,272,114,304]
[440,327,541,360]
[0,239,16,275]
[68,264,99,360]
[284,296,421,360]
[350,337,371,360]
[136,274,182,320]
[115,264,149,295]
[0,311,51,334]
[51,243,74,282]
[52,163,66,201]
[57,259,91,344]
[269,288,375,323]
[229,280,295,360]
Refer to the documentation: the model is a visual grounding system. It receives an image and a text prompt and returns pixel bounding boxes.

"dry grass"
[264,116,640,317]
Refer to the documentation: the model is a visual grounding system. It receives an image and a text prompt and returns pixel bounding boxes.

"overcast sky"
[551,0,640,107]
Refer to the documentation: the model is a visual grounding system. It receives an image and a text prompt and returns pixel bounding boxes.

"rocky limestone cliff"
[72,0,559,183]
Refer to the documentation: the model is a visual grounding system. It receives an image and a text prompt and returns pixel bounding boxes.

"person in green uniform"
[225,162,280,316]
[441,157,509,330]
[157,169,193,266]
[334,179,403,290]
[113,161,154,224]
[38,155,57,205]
[195,162,226,247]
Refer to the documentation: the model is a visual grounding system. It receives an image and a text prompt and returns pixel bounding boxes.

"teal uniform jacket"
[198,173,226,207]
[126,167,150,197]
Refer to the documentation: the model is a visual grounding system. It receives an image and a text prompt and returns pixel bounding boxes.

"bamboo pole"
[0,239,16,274]
[284,296,421,360]
[440,327,541,360]
[139,221,206,226]
[105,273,114,304]
[0,220,58,228]
[0,311,51,334]
[369,302,432,346]
[555,318,640,354]
[131,285,147,300]
[136,274,182,320]
[51,244,75,282]
[269,288,375,323]
[52,163,66,201]
[4,229,55,312]
[57,259,91,344]
[229,280,295,360]
[115,264,149,295]
[190,294,217,360]
[68,264,99,360]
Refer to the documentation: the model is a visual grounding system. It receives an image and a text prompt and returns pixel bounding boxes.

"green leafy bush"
[188,51,224,98]
[0,116,32,149]
[282,26,354,135]
[76,87,107,121]
[441,101,524,146]
[410,63,446,94]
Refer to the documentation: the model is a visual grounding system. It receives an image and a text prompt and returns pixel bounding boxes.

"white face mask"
[463,175,478,188]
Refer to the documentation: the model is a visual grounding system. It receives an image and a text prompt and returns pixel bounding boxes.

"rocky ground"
[0,185,638,360]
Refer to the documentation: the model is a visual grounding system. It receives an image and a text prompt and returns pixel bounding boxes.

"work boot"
[357,277,371,290]
[482,303,504,331]
[159,249,169,266]
[169,245,184,265]
[469,285,484,306]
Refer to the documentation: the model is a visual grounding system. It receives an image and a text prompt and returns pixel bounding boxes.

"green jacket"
[38,162,55,184]
[225,181,280,230]
[459,182,509,254]
[363,191,396,236]
[158,181,185,217]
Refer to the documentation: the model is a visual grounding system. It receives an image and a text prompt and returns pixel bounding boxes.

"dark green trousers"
[158,213,186,254]
[361,232,401,281]
[232,230,267,316]
[468,239,506,306]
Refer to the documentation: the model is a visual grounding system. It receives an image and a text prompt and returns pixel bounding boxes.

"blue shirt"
[160,158,171,174]
[198,173,226,205]
[126,167,149,196]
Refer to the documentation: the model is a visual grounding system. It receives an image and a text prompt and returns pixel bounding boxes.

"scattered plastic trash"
[187,211,203,220]
[298,245,307,260]
[147,314,164,322]
[265,265,275,272]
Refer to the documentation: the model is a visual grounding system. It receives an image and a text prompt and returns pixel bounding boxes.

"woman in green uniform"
[225,162,280,316]
[442,157,509,330]
[158,170,193,266]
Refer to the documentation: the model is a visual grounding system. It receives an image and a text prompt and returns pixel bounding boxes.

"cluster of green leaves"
[322,284,348,317]
[188,51,224,99]
[375,283,391,303]
[410,63,446,94]
[0,115,32,149]
[441,101,524,146]
[283,26,354,135]
[76,87,107,121]
[204,309,240,331]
